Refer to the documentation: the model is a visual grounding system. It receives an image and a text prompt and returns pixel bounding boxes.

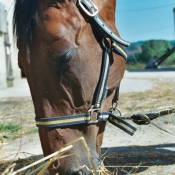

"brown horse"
[13,0,132,174]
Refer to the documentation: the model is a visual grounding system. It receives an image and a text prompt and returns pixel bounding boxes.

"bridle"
[35,0,175,136]
[35,0,137,136]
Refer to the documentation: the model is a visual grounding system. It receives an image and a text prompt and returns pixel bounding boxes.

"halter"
[35,0,137,136]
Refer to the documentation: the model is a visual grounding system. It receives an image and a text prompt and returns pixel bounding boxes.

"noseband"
[35,0,137,136]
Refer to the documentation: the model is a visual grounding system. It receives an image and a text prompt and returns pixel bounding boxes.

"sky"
[0,0,175,43]
[116,0,175,42]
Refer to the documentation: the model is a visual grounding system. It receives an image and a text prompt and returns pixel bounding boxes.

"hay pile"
[0,137,115,175]
[0,79,175,174]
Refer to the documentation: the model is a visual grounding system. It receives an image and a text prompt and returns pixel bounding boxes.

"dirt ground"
[1,70,175,174]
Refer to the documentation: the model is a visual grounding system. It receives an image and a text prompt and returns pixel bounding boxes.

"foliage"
[170,40,175,46]
[126,40,175,69]
[138,40,172,63]
[126,43,139,51]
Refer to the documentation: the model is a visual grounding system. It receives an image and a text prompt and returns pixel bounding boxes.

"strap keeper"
[88,106,100,124]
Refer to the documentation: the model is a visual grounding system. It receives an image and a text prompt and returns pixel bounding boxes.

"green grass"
[0,123,21,139]
[0,124,38,140]
[0,123,21,133]
[27,127,38,134]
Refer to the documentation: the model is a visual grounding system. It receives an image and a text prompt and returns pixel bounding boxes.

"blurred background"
[116,0,175,70]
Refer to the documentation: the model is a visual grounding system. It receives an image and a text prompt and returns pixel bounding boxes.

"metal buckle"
[88,106,100,124]
[131,114,151,125]
[110,102,122,117]
[78,0,99,17]
[113,108,122,117]
[139,114,150,125]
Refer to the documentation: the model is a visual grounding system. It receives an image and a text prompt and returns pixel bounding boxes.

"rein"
[35,0,175,136]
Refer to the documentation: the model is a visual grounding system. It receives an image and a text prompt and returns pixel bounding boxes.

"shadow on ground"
[1,144,175,175]
[102,143,175,174]
[0,155,49,175]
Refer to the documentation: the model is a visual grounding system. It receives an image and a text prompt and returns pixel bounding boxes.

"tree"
[137,40,172,63]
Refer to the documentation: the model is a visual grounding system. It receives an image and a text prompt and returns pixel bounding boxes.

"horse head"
[13,0,129,174]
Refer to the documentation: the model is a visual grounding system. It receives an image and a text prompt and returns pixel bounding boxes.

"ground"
[0,70,175,174]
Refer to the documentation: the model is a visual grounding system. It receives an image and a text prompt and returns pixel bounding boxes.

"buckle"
[131,114,151,125]
[110,102,122,117]
[78,0,99,17]
[88,106,100,124]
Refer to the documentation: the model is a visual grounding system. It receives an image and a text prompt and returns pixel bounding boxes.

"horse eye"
[58,48,75,70]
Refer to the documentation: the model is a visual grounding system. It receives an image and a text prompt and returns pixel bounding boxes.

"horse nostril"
[67,167,88,175]
[68,168,83,175]
[72,170,83,175]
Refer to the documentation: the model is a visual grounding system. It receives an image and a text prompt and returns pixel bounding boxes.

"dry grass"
[0,137,115,175]
[119,80,175,115]
[0,79,175,174]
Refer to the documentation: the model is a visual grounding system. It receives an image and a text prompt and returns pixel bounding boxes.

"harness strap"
[35,0,137,136]
[78,0,129,60]
[94,43,111,108]
[113,86,120,104]
[79,0,128,108]
[35,112,136,136]
[79,0,130,47]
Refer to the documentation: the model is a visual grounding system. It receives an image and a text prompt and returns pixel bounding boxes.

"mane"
[13,0,37,48]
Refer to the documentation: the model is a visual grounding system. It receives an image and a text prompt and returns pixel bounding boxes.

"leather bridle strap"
[78,0,129,58]
[93,41,111,108]
[36,112,136,136]
[35,0,137,136]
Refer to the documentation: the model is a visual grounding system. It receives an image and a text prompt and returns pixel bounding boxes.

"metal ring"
[115,108,122,117]
[140,114,150,125]
[102,38,107,49]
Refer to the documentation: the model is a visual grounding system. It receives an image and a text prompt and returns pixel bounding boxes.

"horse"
[13,0,133,174]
